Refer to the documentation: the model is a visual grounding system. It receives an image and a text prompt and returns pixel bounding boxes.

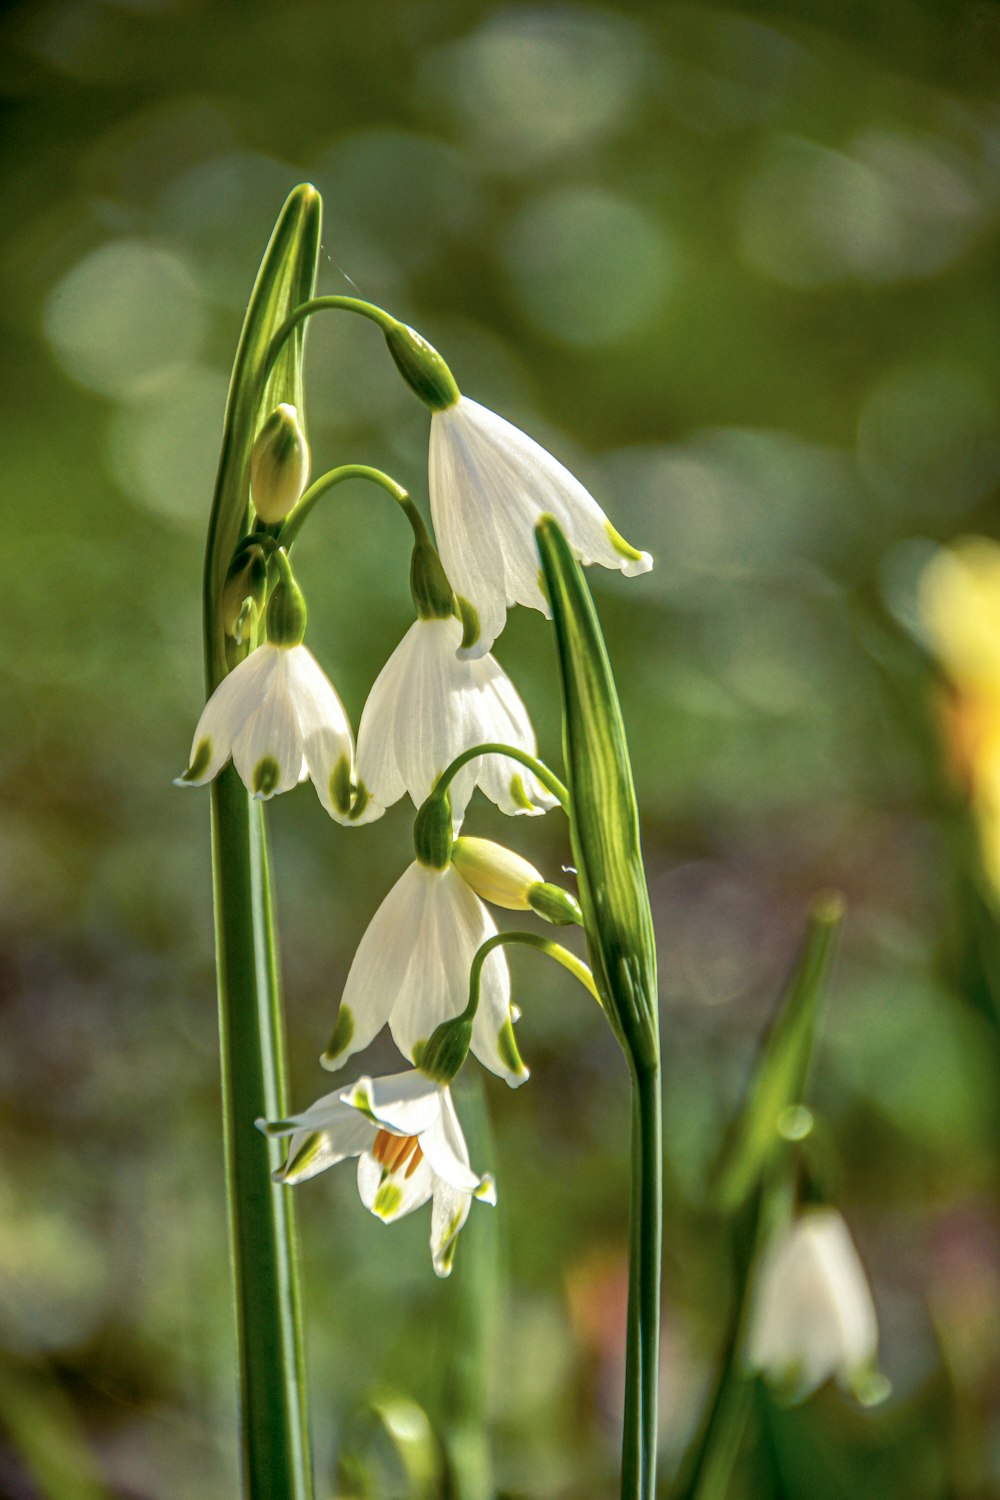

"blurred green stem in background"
[202,186,321,1500]
[674,896,844,1500]
[536,519,662,1500]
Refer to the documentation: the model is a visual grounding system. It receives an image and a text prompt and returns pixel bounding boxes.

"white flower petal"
[429,396,651,656]
[322,863,431,1072]
[283,645,357,821]
[467,655,559,816]
[340,1068,444,1137]
[430,1180,472,1278]
[386,865,497,1065]
[177,645,281,785]
[357,619,461,815]
[231,655,305,798]
[357,1150,435,1222]
[418,1088,485,1196]
[269,1093,375,1185]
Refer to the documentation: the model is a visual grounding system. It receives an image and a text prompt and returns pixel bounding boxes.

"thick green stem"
[621,1062,663,1500]
[211,774,312,1500]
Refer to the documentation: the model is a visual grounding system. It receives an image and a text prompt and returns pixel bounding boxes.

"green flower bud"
[413,792,453,868]
[383,321,460,412]
[250,403,310,524]
[417,1013,473,1085]
[221,545,267,640]
[452,836,542,910]
[266,563,307,646]
[528,882,583,926]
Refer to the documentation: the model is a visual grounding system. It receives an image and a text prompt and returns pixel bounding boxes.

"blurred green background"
[3,0,1000,1495]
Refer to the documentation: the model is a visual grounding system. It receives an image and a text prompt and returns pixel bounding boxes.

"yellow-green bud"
[452,837,542,910]
[250,403,310,524]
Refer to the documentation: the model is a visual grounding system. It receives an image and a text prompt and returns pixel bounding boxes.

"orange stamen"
[404,1143,424,1178]
[372,1128,421,1174]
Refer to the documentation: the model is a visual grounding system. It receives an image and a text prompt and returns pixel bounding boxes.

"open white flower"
[176,642,356,821]
[429,396,652,657]
[355,614,558,825]
[745,1209,883,1404]
[264,1069,496,1277]
[323,859,527,1087]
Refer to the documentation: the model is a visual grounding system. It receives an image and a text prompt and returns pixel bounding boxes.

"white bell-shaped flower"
[322,859,527,1088]
[354,614,558,825]
[176,642,356,822]
[745,1209,883,1404]
[263,1069,496,1277]
[429,396,652,657]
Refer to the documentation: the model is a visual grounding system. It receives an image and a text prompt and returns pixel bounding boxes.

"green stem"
[433,744,569,813]
[621,1061,663,1500]
[268,295,398,369]
[211,774,312,1500]
[278,464,410,550]
[467,929,599,1011]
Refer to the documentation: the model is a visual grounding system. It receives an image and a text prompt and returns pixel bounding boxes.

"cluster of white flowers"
[181,384,649,1273]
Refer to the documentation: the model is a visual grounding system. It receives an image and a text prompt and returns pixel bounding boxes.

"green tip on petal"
[455,595,480,654]
[508,773,536,812]
[348,780,371,822]
[373,1181,403,1219]
[497,1015,528,1081]
[329,755,353,817]
[253,756,281,796]
[322,1006,354,1066]
[176,738,212,785]
[283,1133,325,1180]
[605,520,652,568]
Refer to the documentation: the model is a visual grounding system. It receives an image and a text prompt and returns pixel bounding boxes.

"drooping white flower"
[354,614,558,824]
[322,859,527,1088]
[429,396,652,657]
[745,1209,883,1404]
[176,642,356,821]
[263,1069,496,1277]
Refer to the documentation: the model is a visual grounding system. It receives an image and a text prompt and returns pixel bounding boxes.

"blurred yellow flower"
[918,538,1000,893]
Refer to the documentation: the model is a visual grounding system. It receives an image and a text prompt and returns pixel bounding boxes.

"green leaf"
[534,516,658,1070]
[713,892,845,1216]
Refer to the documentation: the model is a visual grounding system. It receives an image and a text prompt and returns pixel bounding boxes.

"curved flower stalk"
[177,640,355,818]
[322,859,528,1087]
[429,397,652,658]
[355,614,558,825]
[745,1208,884,1405]
[260,1070,496,1278]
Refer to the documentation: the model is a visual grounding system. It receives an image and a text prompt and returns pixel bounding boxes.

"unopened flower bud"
[452,837,542,910]
[413,792,454,869]
[250,403,310,524]
[221,546,267,640]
